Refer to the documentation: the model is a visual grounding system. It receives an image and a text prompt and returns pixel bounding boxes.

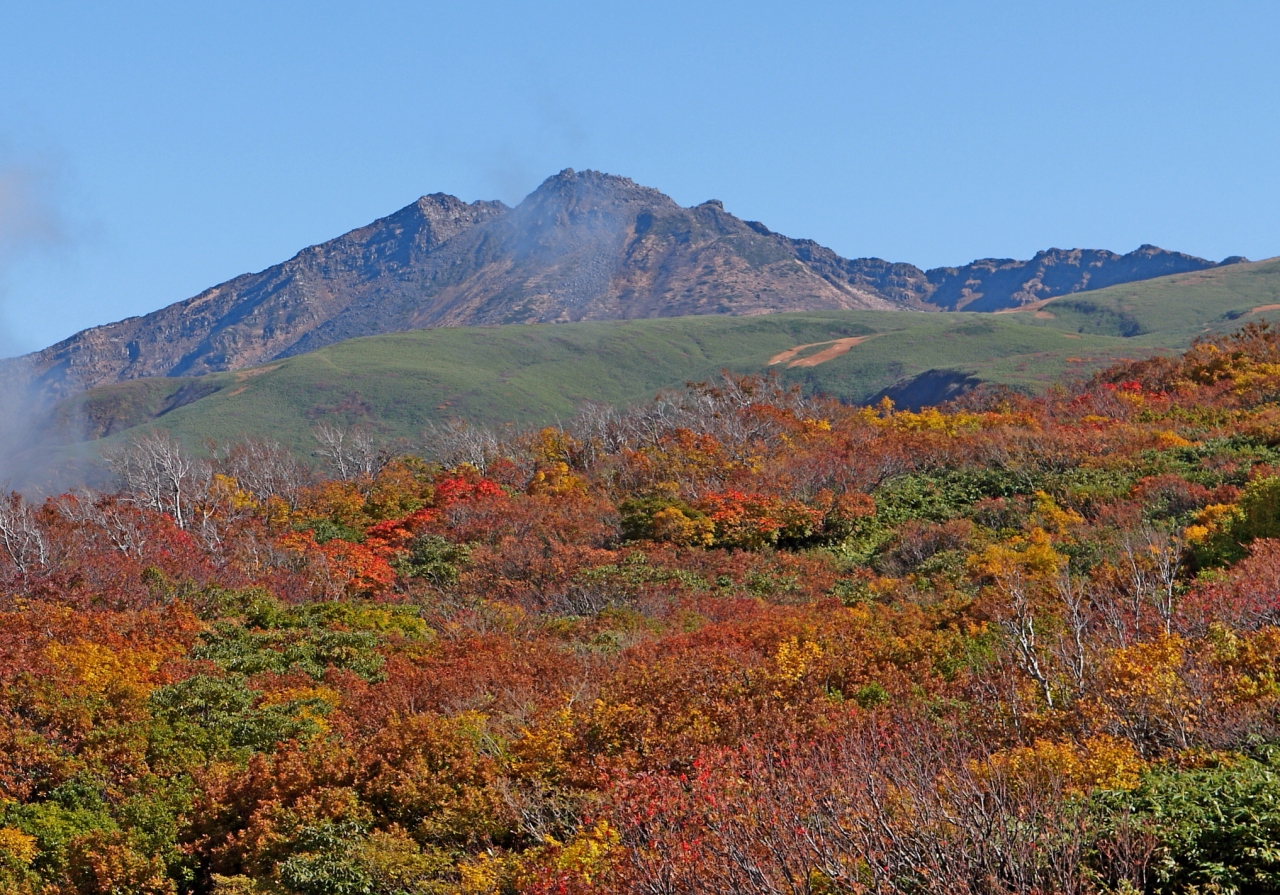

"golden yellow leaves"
[969,527,1066,582]
[773,636,823,685]
[1183,502,1239,544]
[459,819,619,894]
[0,827,36,871]
[525,461,587,497]
[649,505,715,547]
[43,640,174,702]
[1031,491,1084,537]
[510,702,575,782]
[1154,430,1193,449]
[982,734,1145,794]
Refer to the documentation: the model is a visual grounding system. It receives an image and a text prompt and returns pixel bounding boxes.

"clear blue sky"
[1,0,1277,355]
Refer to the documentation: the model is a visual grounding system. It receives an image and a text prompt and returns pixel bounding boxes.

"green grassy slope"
[38,256,1280,459]
[71,314,1117,452]
[1031,256,1280,340]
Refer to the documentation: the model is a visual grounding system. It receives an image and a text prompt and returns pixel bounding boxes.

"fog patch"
[0,149,93,493]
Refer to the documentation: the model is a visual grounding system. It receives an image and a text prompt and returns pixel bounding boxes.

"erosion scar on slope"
[767,336,869,369]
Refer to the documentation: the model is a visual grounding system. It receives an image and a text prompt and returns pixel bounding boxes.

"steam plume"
[0,153,74,491]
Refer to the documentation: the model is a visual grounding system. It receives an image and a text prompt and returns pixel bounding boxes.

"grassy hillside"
[32,256,1280,463]
[1029,255,1280,339]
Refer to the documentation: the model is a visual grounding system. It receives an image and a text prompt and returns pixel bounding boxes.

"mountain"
[5,169,1239,400]
[20,256,1279,480]
[920,245,1238,312]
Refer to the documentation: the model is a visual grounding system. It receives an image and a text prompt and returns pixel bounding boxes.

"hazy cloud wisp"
[0,154,75,491]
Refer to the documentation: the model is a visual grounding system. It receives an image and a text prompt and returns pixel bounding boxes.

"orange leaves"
[687,489,861,550]
[300,479,369,529]
[277,531,396,597]
[65,830,176,895]
[616,428,736,498]
[433,469,506,507]
[0,600,202,685]
[363,508,440,561]
[312,537,396,596]
[15,340,1280,893]
[358,711,512,845]
[1087,634,1194,754]
[697,490,800,550]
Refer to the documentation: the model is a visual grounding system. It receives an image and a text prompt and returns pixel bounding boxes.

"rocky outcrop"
[920,245,1234,312]
[11,193,508,398]
[5,169,1234,399]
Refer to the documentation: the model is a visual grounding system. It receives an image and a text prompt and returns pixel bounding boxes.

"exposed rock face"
[12,193,508,398]
[921,245,1231,312]
[6,169,1232,399]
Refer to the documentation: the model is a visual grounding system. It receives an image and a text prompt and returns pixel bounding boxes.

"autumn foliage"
[5,325,1280,892]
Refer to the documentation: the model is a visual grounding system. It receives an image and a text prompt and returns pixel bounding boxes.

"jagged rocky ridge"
[7,169,1240,399]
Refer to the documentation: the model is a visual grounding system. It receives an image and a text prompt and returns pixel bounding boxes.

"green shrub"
[1092,746,1280,894]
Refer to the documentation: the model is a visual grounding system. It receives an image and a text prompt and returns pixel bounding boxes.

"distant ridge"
[6,168,1240,399]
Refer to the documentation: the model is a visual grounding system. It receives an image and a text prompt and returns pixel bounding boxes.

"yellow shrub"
[0,827,36,871]
[983,734,1144,795]
[774,637,823,684]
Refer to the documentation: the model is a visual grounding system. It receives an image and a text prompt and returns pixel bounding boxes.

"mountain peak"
[522,168,676,212]
[3,169,1242,399]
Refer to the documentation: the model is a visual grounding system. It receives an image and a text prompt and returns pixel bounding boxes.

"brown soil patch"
[768,336,870,368]
[1033,310,1056,319]
[1061,333,1082,339]
[789,337,869,367]
[1249,304,1280,315]
[767,343,819,365]
[234,364,282,382]
[995,298,1056,315]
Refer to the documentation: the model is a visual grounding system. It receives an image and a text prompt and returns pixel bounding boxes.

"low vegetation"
[4,323,1280,892]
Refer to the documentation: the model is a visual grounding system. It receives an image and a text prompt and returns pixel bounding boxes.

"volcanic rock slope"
[11,169,1230,399]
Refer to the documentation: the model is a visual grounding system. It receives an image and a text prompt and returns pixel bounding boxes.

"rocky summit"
[7,169,1237,399]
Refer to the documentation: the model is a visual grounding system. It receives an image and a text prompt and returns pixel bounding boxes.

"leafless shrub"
[104,430,201,529]
[0,488,48,574]
[216,436,309,508]
[571,372,812,461]
[313,422,381,480]
[56,492,152,560]
[421,419,505,472]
